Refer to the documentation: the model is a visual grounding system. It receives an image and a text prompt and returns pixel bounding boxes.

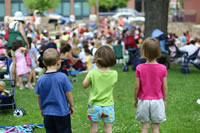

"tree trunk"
[144,0,169,38]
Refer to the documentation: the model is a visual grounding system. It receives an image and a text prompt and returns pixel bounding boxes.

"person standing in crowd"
[35,48,74,133]
[134,38,168,133]
[83,45,118,133]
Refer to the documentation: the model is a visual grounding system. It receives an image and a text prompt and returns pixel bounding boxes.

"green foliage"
[23,0,60,11]
[88,0,128,9]
[179,0,184,8]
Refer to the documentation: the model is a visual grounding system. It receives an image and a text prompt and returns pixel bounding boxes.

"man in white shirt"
[179,40,199,56]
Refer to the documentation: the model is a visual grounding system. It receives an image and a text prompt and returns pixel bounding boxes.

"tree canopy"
[23,0,60,11]
[88,0,128,9]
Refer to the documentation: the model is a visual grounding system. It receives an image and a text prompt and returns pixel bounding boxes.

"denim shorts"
[87,104,115,123]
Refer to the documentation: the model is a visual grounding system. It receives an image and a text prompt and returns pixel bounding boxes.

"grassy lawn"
[0,65,200,133]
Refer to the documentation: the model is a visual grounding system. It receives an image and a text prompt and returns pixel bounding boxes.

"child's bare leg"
[31,69,36,85]
[27,72,32,84]
[18,76,23,89]
[90,122,99,133]
[141,123,150,133]
[152,123,159,133]
[11,63,18,85]
[104,122,112,133]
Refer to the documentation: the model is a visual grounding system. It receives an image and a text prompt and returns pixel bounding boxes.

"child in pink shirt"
[134,37,168,133]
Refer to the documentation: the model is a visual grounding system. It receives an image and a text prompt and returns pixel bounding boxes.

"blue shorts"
[87,105,115,123]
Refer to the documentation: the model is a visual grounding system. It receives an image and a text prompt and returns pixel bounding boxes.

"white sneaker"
[25,84,33,89]
[19,86,24,90]
[4,74,10,79]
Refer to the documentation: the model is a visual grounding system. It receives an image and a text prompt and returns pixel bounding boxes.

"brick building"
[2,0,144,20]
[184,0,200,24]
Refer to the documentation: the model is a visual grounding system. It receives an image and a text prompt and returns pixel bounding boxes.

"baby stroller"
[152,29,170,68]
[0,56,25,117]
[168,42,188,64]
[59,58,80,82]
[181,48,200,73]
[127,47,146,70]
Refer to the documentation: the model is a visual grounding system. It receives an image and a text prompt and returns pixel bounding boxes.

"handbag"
[25,53,31,66]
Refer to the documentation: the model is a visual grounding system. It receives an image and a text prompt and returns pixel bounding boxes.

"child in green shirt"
[83,45,118,133]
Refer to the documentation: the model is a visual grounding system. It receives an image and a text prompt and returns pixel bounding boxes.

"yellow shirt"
[86,55,92,71]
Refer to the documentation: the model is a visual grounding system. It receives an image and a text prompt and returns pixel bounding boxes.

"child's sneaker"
[25,83,33,89]
[32,83,36,86]
[19,85,24,90]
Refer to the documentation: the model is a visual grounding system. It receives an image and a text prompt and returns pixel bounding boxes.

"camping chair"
[59,58,80,82]
[113,44,123,64]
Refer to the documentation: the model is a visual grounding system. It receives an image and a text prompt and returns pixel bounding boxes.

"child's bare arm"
[0,64,6,70]
[162,77,168,101]
[134,77,140,108]
[34,53,37,64]
[19,47,27,53]
[37,95,43,117]
[66,91,74,115]
[83,73,91,88]
[18,23,29,48]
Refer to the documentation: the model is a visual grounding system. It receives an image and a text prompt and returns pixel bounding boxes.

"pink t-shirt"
[136,64,167,100]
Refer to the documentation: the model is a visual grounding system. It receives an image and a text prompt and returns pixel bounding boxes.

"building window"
[55,3,62,15]
[82,2,90,16]
[74,2,81,17]
[20,3,28,16]
[55,0,90,18]
[135,0,142,12]
[12,2,28,16]
[0,3,5,17]
[63,2,70,16]
[11,3,19,16]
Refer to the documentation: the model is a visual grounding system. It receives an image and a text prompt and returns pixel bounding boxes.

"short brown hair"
[141,37,161,61]
[43,48,60,66]
[12,40,23,51]
[93,45,116,67]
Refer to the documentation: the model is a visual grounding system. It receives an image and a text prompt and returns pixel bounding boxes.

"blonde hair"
[0,81,5,88]
[93,45,116,67]
[43,48,60,66]
[0,81,5,92]
[141,37,161,61]
[95,41,102,48]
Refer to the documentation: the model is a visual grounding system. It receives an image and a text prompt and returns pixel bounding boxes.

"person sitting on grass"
[83,45,118,133]
[134,37,168,133]
[35,48,74,133]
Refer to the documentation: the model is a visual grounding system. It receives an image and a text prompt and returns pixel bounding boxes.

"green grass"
[0,65,200,133]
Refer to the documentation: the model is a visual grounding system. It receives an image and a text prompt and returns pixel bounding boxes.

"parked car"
[99,12,116,17]
[43,12,74,24]
[116,8,145,17]
[112,12,145,23]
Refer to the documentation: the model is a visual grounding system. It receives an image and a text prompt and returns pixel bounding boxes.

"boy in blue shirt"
[35,48,74,133]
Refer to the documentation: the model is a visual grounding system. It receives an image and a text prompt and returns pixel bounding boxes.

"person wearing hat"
[33,10,41,31]
[9,11,30,85]
[9,11,30,48]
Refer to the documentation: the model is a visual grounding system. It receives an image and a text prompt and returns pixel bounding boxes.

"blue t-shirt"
[35,72,73,116]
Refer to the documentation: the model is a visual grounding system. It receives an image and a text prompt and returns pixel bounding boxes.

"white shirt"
[34,16,41,25]
[79,50,87,63]
[179,44,199,56]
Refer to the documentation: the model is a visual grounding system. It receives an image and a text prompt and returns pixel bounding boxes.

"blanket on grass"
[0,124,44,133]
